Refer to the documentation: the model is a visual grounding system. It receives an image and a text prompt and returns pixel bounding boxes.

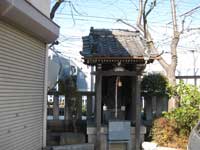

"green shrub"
[151,117,177,146]
[141,73,169,97]
[165,82,200,135]
[176,81,200,108]
[165,106,199,136]
[151,82,200,149]
[151,117,188,149]
[82,104,87,116]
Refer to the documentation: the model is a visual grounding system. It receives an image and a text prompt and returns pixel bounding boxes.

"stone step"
[52,144,94,150]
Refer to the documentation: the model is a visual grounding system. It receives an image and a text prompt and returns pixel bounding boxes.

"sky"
[51,0,200,86]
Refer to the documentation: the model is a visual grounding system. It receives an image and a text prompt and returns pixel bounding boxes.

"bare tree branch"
[179,5,200,33]
[136,0,169,70]
[187,27,200,31]
[143,0,148,39]
[116,19,139,31]
[137,0,143,25]
[170,0,178,35]
[50,0,83,22]
[145,0,156,17]
[50,0,65,19]
[180,4,200,17]
[180,16,186,34]
[69,1,83,16]
[143,0,156,39]
[69,1,76,25]
[143,0,148,14]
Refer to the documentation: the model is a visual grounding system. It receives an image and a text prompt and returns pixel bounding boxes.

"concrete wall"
[27,0,51,17]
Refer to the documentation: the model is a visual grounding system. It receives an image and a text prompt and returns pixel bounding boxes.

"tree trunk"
[136,0,180,110]
[166,65,176,86]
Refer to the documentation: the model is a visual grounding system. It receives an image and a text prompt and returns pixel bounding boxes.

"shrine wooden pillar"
[95,69,102,150]
[87,93,93,121]
[135,75,142,150]
[53,94,59,120]
[131,76,136,124]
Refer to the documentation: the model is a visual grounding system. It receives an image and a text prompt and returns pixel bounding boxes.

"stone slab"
[142,142,182,150]
[52,144,94,150]
[60,132,85,145]
[157,147,182,150]
[108,121,131,141]
[87,126,146,134]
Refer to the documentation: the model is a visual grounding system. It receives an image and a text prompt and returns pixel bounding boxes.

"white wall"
[27,0,51,17]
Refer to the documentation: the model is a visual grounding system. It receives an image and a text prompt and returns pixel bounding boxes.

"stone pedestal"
[144,96,169,121]
[53,95,59,120]
[144,98,153,121]
[87,126,146,150]
[52,144,94,150]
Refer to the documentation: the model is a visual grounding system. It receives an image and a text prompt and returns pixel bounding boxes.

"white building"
[0,0,59,149]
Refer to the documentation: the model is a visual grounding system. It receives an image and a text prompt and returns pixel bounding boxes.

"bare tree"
[137,0,182,86]
[136,0,184,109]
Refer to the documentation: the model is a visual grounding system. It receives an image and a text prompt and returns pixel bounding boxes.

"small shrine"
[80,27,158,150]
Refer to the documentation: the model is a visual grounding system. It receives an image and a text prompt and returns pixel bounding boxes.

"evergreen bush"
[141,73,169,97]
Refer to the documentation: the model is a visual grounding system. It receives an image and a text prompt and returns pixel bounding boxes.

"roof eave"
[0,0,60,43]
[82,56,157,65]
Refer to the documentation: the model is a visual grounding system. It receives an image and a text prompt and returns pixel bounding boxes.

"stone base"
[109,143,127,150]
[60,132,85,145]
[87,126,146,150]
[47,132,85,146]
[52,144,94,150]
[142,142,183,150]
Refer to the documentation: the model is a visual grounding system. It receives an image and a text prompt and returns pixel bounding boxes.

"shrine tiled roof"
[81,28,159,57]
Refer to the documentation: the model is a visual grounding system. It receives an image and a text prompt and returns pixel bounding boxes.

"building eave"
[0,0,60,43]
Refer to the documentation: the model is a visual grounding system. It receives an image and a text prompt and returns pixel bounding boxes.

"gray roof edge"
[0,0,60,43]
[90,28,140,36]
